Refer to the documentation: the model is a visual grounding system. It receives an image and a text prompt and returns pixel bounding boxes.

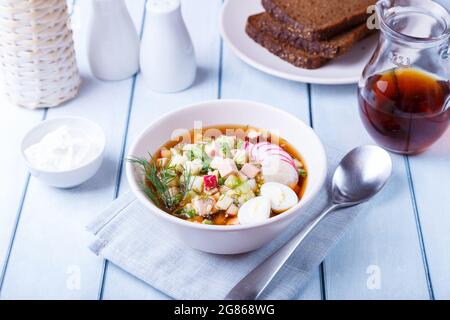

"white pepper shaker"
[88,0,140,81]
[140,0,197,93]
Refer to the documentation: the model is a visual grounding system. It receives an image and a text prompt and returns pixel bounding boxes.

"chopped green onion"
[184,209,196,219]
[221,144,231,158]
[298,168,307,178]
[186,149,195,161]
[225,175,240,188]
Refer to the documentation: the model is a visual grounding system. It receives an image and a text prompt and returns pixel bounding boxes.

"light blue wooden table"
[0,0,449,300]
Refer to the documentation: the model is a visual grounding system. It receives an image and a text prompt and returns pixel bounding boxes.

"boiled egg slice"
[260,182,298,213]
[237,196,271,225]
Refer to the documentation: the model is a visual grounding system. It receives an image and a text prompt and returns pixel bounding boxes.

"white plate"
[219,0,378,85]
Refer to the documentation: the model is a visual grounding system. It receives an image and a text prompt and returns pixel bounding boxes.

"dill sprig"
[128,155,193,212]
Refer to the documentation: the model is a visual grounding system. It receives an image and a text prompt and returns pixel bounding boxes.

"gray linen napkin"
[87,145,365,300]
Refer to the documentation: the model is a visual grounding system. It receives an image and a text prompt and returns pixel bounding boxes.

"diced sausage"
[217,159,238,178]
[240,163,260,178]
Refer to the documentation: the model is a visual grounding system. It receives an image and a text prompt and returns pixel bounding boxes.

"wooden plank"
[310,84,430,299]
[0,0,146,299]
[0,102,44,287]
[406,131,450,299]
[100,0,223,300]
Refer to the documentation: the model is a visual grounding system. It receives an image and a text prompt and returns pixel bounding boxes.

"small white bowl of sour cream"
[21,117,106,188]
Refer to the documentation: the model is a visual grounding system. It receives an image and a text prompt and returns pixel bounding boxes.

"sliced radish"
[266,148,292,158]
[256,142,282,152]
[252,150,296,169]
[278,157,296,168]
[251,143,294,164]
[255,144,283,157]
[245,142,299,187]
[251,143,276,162]
[266,153,296,168]
[262,146,294,159]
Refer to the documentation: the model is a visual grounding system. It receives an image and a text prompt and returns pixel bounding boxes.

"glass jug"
[358,0,450,154]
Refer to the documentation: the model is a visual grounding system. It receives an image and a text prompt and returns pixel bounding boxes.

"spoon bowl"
[332,145,392,205]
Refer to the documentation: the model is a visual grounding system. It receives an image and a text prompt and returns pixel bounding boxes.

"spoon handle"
[225,203,341,300]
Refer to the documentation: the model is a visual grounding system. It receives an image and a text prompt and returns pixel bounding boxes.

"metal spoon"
[225,145,392,300]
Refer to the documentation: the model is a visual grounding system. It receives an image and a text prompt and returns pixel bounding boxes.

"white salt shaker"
[140,0,196,93]
[88,0,140,81]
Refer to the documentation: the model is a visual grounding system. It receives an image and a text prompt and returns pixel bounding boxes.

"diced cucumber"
[215,195,234,210]
[220,143,232,158]
[236,139,244,149]
[216,135,235,148]
[191,176,204,193]
[216,136,235,158]
[233,149,247,165]
[247,179,257,191]
[185,159,203,175]
[238,191,255,205]
[192,145,204,159]
[185,190,197,202]
[235,181,251,194]
[225,189,238,198]
[186,149,195,161]
[224,174,240,188]
[170,154,188,173]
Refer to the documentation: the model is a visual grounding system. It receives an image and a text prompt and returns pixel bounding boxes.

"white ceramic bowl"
[21,117,106,188]
[126,100,327,254]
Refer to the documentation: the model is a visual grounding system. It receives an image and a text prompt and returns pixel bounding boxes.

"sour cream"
[24,125,101,172]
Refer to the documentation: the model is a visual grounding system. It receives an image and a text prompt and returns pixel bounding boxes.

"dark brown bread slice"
[262,0,376,41]
[245,15,329,69]
[251,13,375,59]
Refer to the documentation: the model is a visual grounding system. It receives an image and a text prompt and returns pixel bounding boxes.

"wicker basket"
[0,0,81,109]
